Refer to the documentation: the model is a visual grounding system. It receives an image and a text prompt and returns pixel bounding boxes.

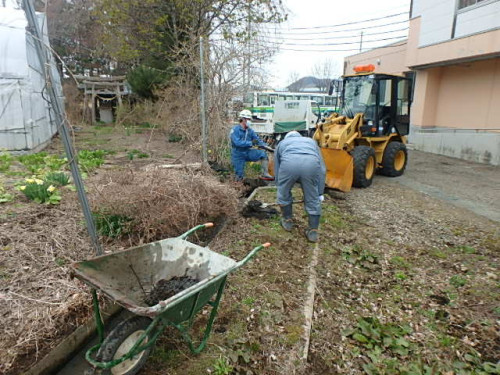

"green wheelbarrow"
[71,223,270,375]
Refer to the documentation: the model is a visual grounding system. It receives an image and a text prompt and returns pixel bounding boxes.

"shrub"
[127,65,168,100]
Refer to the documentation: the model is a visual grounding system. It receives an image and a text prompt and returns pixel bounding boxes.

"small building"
[344,0,500,166]
[74,75,129,124]
[0,6,63,153]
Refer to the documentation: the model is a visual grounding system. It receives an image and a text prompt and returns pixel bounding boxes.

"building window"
[459,0,497,10]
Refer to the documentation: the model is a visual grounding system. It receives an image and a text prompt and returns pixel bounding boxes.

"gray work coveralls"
[274,134,326,215]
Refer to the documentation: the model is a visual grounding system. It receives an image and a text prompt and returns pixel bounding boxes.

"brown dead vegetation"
[0,166,239,375]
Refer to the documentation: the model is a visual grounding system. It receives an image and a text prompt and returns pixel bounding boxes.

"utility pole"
[22,0,102,255]
[246,1,251,91]
[199,36,208,164]
[359,31,364,52]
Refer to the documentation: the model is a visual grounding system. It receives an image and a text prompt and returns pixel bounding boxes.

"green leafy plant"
[93,213,132,238]
[45,172,70,186]
[449,275,467,288]
[0,151,13,172]
[390,256,410,269]
[242,297,255,306]
[395,271,408,281]
[18,152,48,173]
[0,184,14,203]
[168,134,183,143]
[44,154,67,171]
[18,178,61,204]
[342,245,379,267]
[212,356,234,375]
[343,317,413,356]
[454,245,476,254]
[127,149,149,160]
[17,152,66,174]
[78,150,108,172]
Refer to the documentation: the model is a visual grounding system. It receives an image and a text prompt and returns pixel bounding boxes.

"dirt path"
[305,153,499,373]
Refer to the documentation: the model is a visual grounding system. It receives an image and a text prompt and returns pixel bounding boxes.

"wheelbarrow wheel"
[96,316,153,375]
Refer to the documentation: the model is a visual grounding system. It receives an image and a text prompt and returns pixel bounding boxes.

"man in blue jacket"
[230,110,274,181]
[274,131,326,242]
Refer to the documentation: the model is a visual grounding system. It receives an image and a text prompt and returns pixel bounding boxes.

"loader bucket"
[321,148,353,192]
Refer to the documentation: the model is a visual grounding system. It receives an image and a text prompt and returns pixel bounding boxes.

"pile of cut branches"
[91,167,239,244]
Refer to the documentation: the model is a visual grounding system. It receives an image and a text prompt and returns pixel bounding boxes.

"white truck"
[250,100,321,140]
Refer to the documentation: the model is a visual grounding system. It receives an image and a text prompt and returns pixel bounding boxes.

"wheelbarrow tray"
[71,237,237,321]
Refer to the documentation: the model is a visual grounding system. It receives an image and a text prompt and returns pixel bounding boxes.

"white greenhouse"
[0,6,63,153]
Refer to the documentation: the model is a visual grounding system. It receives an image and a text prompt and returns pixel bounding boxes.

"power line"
[213,33,408,48]
[259,27,409,41]
[262,18,409,35]
[256,34,408,46]
[271,41,407,53]
[281,11,408,30]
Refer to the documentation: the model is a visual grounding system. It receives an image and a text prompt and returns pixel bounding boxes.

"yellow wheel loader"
[313,68,412,192]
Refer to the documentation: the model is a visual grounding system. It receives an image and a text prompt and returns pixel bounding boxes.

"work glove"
[319,195,324,202]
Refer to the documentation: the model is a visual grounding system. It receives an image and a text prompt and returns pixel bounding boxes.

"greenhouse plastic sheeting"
[0,6,63,152]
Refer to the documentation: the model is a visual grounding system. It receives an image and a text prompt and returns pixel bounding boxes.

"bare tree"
[311,58,339,93]
[288,71,310,92]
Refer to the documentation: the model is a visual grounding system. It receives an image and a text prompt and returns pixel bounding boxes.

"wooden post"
[91,83,96,125]
[115,83,122,106]
[83,85,88,123]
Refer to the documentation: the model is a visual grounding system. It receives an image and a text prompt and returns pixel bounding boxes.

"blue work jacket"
[230,125,266,150]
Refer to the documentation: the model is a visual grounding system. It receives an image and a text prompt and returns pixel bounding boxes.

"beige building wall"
[412,58,500,130]
[406,17,500,69]
[344,41,408,75]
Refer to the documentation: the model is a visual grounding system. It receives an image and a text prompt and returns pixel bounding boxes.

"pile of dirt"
[241,200,279,219]
[144,276,199,306]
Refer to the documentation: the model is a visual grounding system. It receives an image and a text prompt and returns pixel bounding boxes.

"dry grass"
[91,167,239,244]
[0,199,96,374]
[0,166,239,374]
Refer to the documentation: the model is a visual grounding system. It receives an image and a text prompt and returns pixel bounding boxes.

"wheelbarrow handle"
[179,222,214,240]
[234,242,271,270]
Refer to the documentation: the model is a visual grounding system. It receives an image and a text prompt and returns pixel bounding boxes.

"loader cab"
[339,72,412,137]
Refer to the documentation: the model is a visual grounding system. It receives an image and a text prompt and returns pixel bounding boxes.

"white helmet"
[239,109,252,119]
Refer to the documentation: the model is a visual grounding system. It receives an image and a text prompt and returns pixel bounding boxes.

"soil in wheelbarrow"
[145,276,200,306]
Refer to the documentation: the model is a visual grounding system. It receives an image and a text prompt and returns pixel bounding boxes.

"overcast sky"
[267,0,412,88]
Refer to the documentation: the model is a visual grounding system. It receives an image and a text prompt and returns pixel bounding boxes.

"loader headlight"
[367,120,374,126]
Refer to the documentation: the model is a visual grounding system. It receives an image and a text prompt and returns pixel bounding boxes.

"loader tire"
[380,141,407,177]
[352,146,376,188]
[95,316,153,375]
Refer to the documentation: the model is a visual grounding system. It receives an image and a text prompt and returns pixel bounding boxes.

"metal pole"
[22,0,102,255]
[359,31,364,52]
[199,36,208,164]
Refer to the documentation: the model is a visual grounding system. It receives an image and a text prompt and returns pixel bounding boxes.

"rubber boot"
[280,204,293,231]
[259,158,274,180]
[305,215,320,243]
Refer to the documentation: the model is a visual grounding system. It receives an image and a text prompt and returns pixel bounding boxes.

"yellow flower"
[208,149,212,154]
[26,178,35,184]
[19,186,26,191]
[34,178,44,185]
[47,185,56,193]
